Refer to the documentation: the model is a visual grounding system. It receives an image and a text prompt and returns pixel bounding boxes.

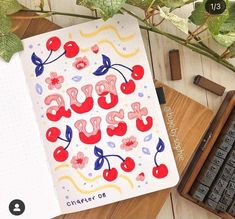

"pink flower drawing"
[120,136,138,151]
[136,172,145,181]
[73,56,89,70]
[71,152,89,169]
[45,72,64,90]
[91,44,99,54]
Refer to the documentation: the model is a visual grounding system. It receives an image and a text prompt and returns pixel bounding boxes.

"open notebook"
[0,14,179,219]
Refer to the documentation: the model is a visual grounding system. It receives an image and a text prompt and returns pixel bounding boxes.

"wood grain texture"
[14,1,235,219]
[155,81,214,175]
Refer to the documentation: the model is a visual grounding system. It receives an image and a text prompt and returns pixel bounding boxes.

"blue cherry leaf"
[142,147,151,155]
[65,125,73,142]
[31,53,43,65]
[93,65,109,76]
[35,83,43,95]
[107,141,116,148]
[144,133,152,142]
[102,54,111,67]
[156,138,165,152]
[94,157,104,170]
[35,64,44,77]
[94,146,103,158]
[72,75,82,82]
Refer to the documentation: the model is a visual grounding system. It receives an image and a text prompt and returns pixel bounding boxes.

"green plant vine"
[0,0,234,73]
[0,0,23,62]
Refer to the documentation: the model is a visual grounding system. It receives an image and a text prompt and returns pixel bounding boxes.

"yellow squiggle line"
[80,24,135,42]
[59,176,122,194]
[98,39,139,58]
[81,48,89,52]
[55,164,102,182]
[120,175,134,189]
[77,171,102,182]
[80,39,139,58]
[68,33,72,39]
[76,172,133,188]
[54,164,70,171]
[55,165,133,189]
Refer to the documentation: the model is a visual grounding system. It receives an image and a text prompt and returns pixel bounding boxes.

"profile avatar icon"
[13,203,21,212]
[9,199,25,216]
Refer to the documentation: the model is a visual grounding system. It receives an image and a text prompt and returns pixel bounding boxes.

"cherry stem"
[43,50,52,64]
[58,137,69,142]
[105,154,125,162]
[64,140,71,150]
[110,67,128,83]
[103,157,111,170]
[154,152,159,167]
[111,64,132,72]
[44,51,66,65]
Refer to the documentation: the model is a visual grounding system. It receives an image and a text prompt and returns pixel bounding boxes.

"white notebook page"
[0,55,61,219]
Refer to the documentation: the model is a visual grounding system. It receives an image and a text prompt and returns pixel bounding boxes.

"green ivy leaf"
[159,7,188,33]
[0,32,23,62]
[160,0,195,9]
[220,2,235,33]
[213,32,235,47]
[189,2,207,25]
[125,0,165,10]
[0,0,22,15]
[0,15,12,33]
[189,0,229,35]
[77,0,126,19]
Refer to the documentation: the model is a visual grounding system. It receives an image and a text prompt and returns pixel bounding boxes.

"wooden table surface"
[17,1,235,219]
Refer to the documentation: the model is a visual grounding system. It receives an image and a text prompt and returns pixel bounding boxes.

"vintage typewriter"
[179,91,235,219]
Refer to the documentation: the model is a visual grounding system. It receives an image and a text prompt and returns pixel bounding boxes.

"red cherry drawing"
[103,168,118,181]
[131,65,144,80]
[152,164,168,179]
[46,127,61,142]
[53,146,69,162]
[64,41,80,58]
[120,157,135,172]
[120,79,136,95]
[46,37,61,51]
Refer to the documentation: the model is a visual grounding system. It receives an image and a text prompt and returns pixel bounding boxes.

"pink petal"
[54,84,62,89]
[83,57,89,65]
[76,57,82,62]
[125,147,132,151]
[58,76,64,83]
[48,84,54,90]
[71,157,77,165]
[77,152,84,158]
[50,72,57,78]
[122,139,128,144]
[72,164,79,169]
[45,78,51,84]
[132,142,138,147]
[78,163,85,169]
[130,136,136,142]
